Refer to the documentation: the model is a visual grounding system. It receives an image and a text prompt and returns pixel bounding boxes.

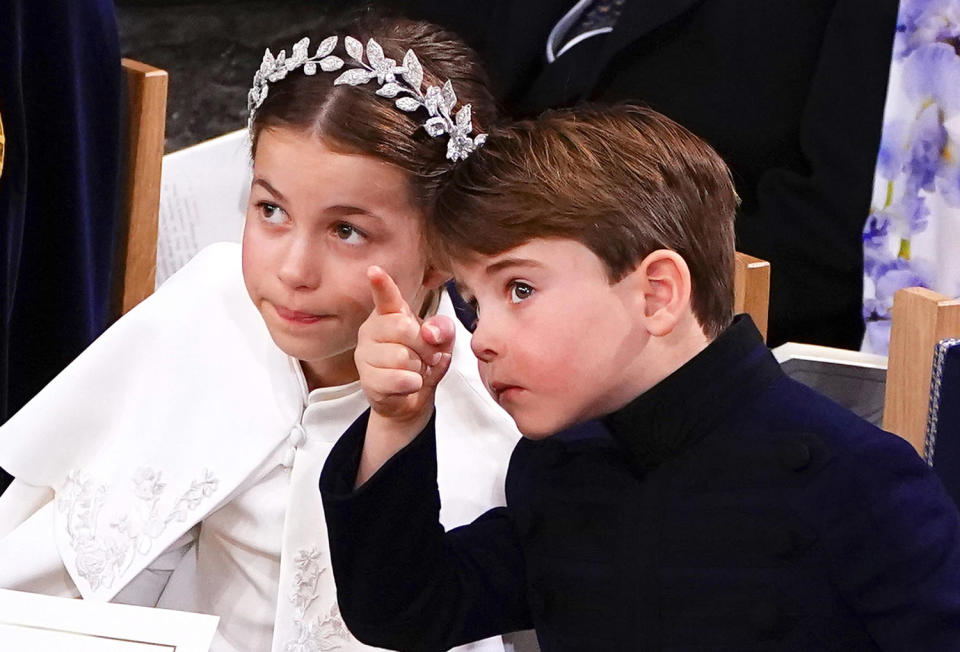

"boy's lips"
[489,381,524,404]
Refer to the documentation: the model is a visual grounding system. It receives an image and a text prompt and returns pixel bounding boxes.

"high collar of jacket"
[600,315,782,473]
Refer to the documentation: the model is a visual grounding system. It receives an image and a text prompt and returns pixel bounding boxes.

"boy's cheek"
[477,365,500,402]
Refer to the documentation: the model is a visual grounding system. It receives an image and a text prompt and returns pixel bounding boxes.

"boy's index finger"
[368,266,410,316]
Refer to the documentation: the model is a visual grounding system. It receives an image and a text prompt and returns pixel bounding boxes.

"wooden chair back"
[734,252,770,342]
[112,58,168,319]
[883,287,960,453]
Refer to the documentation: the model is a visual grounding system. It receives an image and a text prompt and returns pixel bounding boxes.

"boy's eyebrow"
[484,258,544,275]
[453,257,542,298]
[252,177,287,203]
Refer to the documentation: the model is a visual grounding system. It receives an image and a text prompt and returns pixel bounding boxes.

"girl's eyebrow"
[251,179,386,224]
[325,205,385,223]
[252,177,287,202]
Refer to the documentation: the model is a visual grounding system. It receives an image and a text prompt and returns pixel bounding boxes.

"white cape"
[0,242,519,611]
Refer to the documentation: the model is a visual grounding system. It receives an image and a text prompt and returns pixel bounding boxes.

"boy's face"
[453,238,652,438]
[242,127,440,387]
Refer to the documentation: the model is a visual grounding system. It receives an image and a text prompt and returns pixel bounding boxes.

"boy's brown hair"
[432,104,738,338]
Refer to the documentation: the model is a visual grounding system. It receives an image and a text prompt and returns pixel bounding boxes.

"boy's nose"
[470,320,499,363]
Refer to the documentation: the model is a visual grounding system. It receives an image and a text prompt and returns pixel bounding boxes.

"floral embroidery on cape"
[56,467,218,591]
[284,545,354,651]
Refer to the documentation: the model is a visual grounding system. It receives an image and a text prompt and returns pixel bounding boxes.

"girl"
[0,16,519,652]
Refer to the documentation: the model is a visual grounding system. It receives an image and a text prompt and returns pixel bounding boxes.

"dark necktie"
[565,0,627,43]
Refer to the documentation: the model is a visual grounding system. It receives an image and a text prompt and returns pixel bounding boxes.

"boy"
[320,105,960,650]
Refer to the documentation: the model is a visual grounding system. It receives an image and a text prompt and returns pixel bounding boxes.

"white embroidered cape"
[0,243,519,651]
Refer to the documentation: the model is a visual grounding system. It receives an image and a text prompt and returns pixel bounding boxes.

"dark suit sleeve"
[320,410,532,651]
[818,429,960,648]
[738,0,897,347]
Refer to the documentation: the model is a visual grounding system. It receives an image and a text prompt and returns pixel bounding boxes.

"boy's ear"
[633,249,693,337]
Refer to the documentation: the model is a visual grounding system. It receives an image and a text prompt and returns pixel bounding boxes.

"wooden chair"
[734,251,770,342]
[111,58,168,319]
[883,287,960,454]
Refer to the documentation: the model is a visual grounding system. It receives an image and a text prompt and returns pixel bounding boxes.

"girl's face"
[242,126,444,389]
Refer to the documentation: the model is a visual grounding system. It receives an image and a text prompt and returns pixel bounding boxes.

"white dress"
[0,242,520,652]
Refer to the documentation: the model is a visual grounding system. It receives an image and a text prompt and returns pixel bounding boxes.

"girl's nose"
[277,236,319,290]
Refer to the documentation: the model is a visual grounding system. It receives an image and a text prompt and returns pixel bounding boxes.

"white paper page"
[0,623,172,651]
[157,129,252,286]
[0,588,218,652]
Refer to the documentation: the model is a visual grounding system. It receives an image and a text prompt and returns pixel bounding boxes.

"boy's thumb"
[420,315,455,351]
[423,351,453,390]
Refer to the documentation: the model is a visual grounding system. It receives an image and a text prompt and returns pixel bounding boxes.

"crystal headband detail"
[248,35,487,162]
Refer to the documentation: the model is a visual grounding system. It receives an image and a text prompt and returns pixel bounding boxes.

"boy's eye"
[334,222,366,245]
[258,202,287,225]
[508,281,534,304]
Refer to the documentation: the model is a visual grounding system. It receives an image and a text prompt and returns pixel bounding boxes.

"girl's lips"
[273,303,329,324]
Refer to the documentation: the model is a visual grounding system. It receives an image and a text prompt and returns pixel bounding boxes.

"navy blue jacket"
[321,316,960,650]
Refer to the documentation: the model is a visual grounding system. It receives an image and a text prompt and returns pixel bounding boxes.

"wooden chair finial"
[883,287,960,453]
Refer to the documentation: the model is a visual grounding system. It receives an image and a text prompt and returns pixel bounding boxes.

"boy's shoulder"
[749,374,918,465]
[715,373,936,505]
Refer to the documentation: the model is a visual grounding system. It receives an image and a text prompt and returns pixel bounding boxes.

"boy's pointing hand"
[355,266,454,485]
[358,265,454,424]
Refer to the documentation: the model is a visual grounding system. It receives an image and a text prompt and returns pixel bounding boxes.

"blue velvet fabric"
[932,341,960,510]
[0,0,122,490]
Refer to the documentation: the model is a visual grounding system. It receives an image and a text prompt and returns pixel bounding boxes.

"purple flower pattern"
[863,0,960,354]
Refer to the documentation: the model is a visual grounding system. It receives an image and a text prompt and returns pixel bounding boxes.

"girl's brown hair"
[432,104,739,338]
[250,15,496,209]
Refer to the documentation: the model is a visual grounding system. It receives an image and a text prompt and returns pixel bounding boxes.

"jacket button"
[780,440,811,471]
[287,424,306,448]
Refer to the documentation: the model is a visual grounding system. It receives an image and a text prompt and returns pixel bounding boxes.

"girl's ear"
[422,264,451,291]
[634,249,693,337]
[415,264,452,319]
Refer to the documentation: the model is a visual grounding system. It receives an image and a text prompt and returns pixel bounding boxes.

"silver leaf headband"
[248,35,487,162]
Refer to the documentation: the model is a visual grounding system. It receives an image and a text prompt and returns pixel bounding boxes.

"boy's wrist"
[356,407,435,487]
[368,407,434,444]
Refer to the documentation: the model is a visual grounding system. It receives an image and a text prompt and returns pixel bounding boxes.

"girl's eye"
[258,202,287,225]
[334,222,366,245]
[509,281,534,304]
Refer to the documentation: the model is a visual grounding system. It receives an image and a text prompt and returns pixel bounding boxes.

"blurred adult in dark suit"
[387,0,898,349]
[0,0,122,491]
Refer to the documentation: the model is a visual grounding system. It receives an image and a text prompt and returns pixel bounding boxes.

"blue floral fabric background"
[863,0,960,354]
